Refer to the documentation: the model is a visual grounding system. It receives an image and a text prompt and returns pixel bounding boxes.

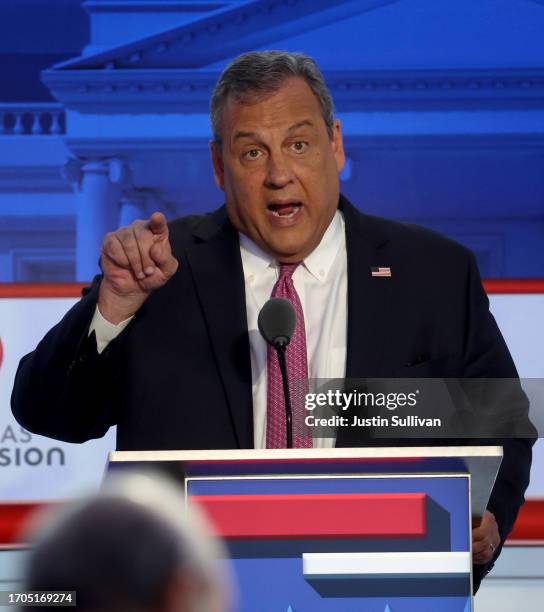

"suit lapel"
[344,211,394,379]
[337,198,395,447]
[185,209,253,448]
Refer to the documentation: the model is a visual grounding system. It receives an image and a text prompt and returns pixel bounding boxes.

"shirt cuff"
[89,306,133,354]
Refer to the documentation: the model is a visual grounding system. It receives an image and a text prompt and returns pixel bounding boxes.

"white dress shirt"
[90,211,348,448]
[240,210,347,448]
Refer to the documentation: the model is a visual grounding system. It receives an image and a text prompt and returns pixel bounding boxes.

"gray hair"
[22,471,230,612]
[210,50,334,149]
[24,498,186,612]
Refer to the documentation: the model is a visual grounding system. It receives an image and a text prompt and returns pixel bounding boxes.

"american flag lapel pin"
[371,266,392,278]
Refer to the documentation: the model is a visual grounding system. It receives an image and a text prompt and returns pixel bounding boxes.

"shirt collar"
[239,232,275,283]
[239,210,345,284]
[303,210,345,283]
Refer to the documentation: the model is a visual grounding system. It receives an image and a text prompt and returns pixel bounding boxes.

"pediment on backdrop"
[41,0,544,114]
[49,0,402,71]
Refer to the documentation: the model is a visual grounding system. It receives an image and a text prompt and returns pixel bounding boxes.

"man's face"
[211,77,345,262]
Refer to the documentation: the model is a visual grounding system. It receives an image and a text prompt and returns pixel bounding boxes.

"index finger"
[146,212,168,236]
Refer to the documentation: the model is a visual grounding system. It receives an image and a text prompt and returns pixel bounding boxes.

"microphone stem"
[276,344,292,449]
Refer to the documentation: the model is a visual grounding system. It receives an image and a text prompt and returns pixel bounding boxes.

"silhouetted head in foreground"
[22,471,231,612]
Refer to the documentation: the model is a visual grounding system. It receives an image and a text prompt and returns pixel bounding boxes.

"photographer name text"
[305,414,442,428]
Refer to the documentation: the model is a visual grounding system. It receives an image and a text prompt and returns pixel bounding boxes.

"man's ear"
[331,119,345,174]
[209,140,225,190]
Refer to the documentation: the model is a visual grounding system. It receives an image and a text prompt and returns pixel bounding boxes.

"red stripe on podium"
[2,498,544,545]
[190,492,427,539]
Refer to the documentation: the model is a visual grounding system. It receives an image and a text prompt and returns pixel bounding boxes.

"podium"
[107,446,502,612]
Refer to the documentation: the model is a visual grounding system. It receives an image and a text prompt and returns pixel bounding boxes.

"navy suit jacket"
[11,195,533,591]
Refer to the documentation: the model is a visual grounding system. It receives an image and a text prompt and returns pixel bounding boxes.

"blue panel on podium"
[187,475,471,611]
[109,447,502,611]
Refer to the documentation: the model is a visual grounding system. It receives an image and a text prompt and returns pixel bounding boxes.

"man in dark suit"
[11,51,533,592]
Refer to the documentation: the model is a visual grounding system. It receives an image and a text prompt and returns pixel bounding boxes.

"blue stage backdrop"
[0,0,543,281]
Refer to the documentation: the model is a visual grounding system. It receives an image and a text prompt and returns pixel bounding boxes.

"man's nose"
[264,152,295,189]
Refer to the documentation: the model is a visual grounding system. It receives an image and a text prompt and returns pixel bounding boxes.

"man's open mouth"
[267,202,302,218]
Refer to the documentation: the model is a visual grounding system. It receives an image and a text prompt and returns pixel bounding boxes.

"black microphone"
[258,298,296,448]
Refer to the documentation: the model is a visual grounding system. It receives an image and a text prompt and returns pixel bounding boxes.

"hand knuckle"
[103,233,115,247]
[133,220,148,233]
[118,228,132,242]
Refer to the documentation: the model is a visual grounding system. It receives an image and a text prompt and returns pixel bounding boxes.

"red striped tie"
[266,263,312,448]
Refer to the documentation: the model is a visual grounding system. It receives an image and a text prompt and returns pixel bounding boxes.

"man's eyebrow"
[287,120,314,133]
[232,120,315,142]
[232,130,259,142]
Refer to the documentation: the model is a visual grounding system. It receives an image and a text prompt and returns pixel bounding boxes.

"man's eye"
[243,149,263,160]
[291,141,308,153]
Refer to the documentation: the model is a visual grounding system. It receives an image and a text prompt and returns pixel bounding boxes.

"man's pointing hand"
[98,212,179,324]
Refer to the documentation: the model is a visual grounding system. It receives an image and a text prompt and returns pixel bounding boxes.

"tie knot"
[278,262,300,281]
